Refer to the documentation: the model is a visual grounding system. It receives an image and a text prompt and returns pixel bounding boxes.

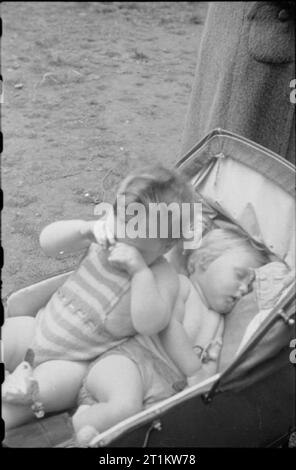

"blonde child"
[72,228,269,445]
[3,165,195,430]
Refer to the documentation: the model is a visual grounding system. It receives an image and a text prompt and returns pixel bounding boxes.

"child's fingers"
[108,254,129,273]
[207,339,223,361]
[108,246,135,270]
[105,218,115,246]
[110,242,125,250]
[108,243,133,258]
[108,243,123,256]
[93,220,110,249]
[108,245,126,263]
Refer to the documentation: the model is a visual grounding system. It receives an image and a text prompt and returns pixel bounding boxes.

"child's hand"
[108,243,147,276]
[93,216,115,249]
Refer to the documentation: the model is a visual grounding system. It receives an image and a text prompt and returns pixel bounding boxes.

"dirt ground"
[1,1,208,297]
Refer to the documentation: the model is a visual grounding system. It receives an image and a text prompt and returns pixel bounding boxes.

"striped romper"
[30,243,132,367]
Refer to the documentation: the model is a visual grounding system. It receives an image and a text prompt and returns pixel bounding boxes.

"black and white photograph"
[1,1,295,452]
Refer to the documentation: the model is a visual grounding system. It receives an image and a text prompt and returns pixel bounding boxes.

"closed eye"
[235,268,249,281]
[235,268,256,292]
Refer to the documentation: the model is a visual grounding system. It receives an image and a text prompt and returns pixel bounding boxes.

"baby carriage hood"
[176,129,295,394]
[177,129,295,266]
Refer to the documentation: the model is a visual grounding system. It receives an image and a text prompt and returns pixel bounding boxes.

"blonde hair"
[114,165,196,242]
[188,228,270,272]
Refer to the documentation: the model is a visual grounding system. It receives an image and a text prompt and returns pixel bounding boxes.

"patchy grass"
[188,14,204,25]
[2,1,205,295]
[131,49,150,62]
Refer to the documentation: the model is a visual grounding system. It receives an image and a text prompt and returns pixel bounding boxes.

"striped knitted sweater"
[30,243,132,366]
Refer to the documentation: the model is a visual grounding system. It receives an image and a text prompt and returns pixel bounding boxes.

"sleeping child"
[72,227,270,445]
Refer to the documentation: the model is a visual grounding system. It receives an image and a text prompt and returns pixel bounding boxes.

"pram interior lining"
[193,156,295,268]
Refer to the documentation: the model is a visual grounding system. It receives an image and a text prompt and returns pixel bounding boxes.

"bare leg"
[72,355,143,435]
[3,360,88,430]
[3,316,36,372]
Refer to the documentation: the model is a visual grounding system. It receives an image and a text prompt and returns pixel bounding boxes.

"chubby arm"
[162,311,223,383]
[160,318,203,377]
[107,244,180,336]
[160,275,223,382]
[130,259,180,336]
[39,220,97,257]
[159,275,203,376]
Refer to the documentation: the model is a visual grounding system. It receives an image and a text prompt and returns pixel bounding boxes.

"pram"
[3,129,295,448]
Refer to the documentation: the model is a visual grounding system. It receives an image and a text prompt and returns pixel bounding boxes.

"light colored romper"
[78,334,187,408]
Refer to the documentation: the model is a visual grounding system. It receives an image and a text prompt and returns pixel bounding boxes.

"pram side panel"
[110,362,295,447]
[5,271,73,318]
